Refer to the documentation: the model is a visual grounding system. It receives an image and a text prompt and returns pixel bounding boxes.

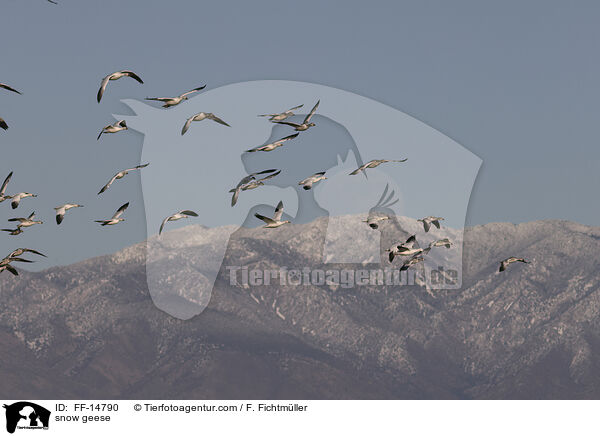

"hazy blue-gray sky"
[1,0,599,268]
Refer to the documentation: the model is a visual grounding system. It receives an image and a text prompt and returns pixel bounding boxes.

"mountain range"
[1,216,600,399]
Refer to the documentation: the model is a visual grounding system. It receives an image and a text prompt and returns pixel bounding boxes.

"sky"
[0,0,599,269]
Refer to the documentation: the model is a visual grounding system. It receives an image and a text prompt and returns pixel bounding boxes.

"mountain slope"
[1,218,600,399]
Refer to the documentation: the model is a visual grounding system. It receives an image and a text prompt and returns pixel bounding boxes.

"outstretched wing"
[98,173,119,195]
[159,216,171,235]
[112,202,129,219]
[56,209,65,225]
[181,85,206,97]
[254,213,276,225]
[125,163,150,172]
[349,164,366,175]
[257,170,281,183]
[0,83,21,95]
[180,210,198,217]
[0,171,12,195]
[97,74,111,103]
[0,117,8,130]
[181,116,194,135]
[273,121,301,128]
[122,71,144,84]
[22,248,46,257]
[303,100,320,124]
[273,201,284,221]
[206,113,231,127]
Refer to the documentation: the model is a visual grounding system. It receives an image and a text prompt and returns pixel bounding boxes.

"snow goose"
[229,169,280,206]
[349,159,408,175]
[95,202,129,226]
[97,120,128,140]
[181,112,230,135]
[98,163,149,194]
[97,70,144,103]
[245,133,299,153]
[145,85,206,108]
[499,257,529,272]
[255,201,290,228]
[11,192,37,209]
[159,210,199,235]
[8,211,43,228]
[258,104,303,122]
[417,216,444,233]
[273,100,319,131]
[298,171,327,190]
[54,203,83,225]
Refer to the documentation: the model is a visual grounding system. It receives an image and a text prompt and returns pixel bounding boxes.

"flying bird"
[428,238,452,249]
[98,163,149,194]
[258,104,303,122]
[11,192,37,209]
[417,216,444,233]
[499,257,529,272]
[387,235,430,262]
[95,202,129,226]
[254,201,290,228]
[54,203,83,225]
[0,117,8,131]
[159,210,199,235]
[0,171,13,203]
[273,100,320,131]
[8,211,43,228]
[97,70,144,103]
[298,171,327,190]
[145,85,206,108]
[181,112,230,135]
[400,256,425,271]
[349,159,408,175]
[0,83,22,95]
[363,215,389,229]
[363,184,399,228]
[245,133,299,153]
[97,120,128,140]
[229,169,281,206]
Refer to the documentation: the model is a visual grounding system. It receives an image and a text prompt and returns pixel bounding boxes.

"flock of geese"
[0,70,528,278]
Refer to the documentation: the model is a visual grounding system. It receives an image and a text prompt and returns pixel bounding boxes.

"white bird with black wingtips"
[349,159,408,175]
[181,112,230,135]
[159,210,199,235]
[11,192,37,209]
[417,216,444,233]
[428,238,452,249]
[258,104,303,122]
[97,70,144,103]
[95,202,129,226]
[8,211,43,228]
[54,203,83,225]
[145,85,206,108]
[229,169,281,207]
[274,100,320,131]
[97,120,128,140]
[98,163,149,194]
[245,133,299,153]
[255,201,291,228]
[298,171,327,190]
